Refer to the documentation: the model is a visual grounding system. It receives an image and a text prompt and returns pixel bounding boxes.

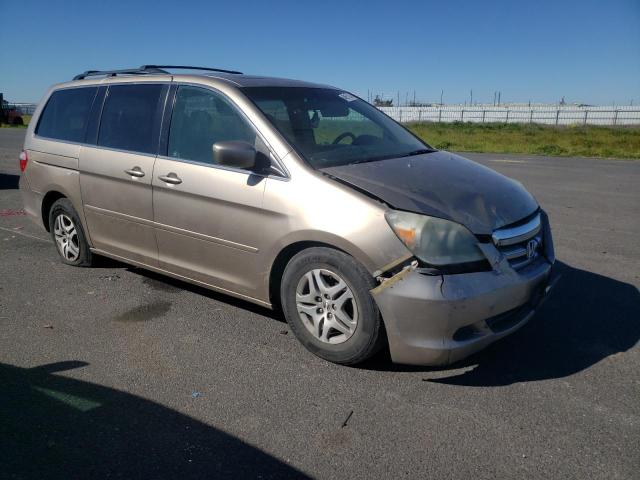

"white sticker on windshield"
[339,92,357,102]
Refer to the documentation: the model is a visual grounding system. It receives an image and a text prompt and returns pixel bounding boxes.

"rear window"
[36,87,97,142]
[98,84,164,155]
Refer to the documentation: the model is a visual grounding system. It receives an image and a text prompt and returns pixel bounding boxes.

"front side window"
[98,84,164,154]
[242,87,432,169]
[36,87,97,142]
[168,85,256,165]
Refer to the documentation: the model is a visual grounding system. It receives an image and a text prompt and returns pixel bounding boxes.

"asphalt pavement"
[1,127,638,479]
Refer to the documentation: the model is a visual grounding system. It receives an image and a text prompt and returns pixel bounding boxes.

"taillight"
[19,150,28,172]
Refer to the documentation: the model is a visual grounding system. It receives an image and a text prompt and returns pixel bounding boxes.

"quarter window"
[36,87,97,142]
[98,84,164,155]
[168,86,256,165]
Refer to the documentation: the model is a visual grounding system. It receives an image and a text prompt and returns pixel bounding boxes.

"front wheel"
[280,247,385,365]
[49,198,94,267]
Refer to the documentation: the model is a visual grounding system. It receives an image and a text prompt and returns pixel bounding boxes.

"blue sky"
[1,0,639,105]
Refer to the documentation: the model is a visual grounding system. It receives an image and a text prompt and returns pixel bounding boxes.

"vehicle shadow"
[0,360,308,479]
[87,253,284,321]
[363,261,640,384]
[0,173,20,189]
[127,267,285,322]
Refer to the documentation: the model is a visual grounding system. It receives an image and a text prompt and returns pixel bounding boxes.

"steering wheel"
[332,132,357,145]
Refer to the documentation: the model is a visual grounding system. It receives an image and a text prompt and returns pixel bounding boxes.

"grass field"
[407,122,640,159]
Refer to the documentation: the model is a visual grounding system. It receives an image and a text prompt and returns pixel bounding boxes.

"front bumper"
[371,215,558,366]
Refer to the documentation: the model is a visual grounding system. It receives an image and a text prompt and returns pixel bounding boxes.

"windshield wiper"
[350,154,400,165]
[399,148,436,157]
[339,148,436,167]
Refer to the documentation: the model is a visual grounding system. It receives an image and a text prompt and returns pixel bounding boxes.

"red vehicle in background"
[0,93,24,125]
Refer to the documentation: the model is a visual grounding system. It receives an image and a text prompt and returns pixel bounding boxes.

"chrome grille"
[492,213,542,270]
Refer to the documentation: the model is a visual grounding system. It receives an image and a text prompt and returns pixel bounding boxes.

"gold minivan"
[19,65,558,366]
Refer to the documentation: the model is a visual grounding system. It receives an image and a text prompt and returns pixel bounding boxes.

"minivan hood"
[321,151,538,235]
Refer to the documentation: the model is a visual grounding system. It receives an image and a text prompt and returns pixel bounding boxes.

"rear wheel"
[281,247,385,365]
[49,198,94,267]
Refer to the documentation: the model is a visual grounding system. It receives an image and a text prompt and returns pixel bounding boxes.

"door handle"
[158,172,182,185]
[124,167,145,178]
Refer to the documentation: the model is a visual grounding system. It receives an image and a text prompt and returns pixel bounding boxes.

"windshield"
[241,87,433,169]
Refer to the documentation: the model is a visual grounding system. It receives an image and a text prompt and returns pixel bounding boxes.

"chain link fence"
[378,105,640,126]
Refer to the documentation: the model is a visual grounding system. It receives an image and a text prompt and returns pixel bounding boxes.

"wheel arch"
[41,190,67,232]
[267,236,376,311]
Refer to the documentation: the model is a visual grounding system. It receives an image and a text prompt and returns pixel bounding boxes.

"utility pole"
[440,89,443,106]
[470,89,473,105]
[498,91,501,106]
[413,90,416,106]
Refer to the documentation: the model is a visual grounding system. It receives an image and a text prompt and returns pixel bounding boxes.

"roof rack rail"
[140,65,243,75]
[72,66,167,80]
[73,65,243,81]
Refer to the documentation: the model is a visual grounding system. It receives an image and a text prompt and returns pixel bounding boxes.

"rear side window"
[36,87,97,142]
[168,86,255,165]
[98,84,164,155]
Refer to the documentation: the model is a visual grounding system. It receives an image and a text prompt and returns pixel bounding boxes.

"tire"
[48,198,94,267]
[280,247,385,365]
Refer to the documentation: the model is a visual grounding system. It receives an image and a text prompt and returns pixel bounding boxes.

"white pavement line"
[489,159,527,164]
[0,226,49,243]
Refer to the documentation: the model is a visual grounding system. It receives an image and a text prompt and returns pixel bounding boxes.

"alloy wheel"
[295,268,358,344]
[53,214,80,262]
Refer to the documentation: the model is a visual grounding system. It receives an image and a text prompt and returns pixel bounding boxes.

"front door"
[80,83,167,266]
[152,85,270,299]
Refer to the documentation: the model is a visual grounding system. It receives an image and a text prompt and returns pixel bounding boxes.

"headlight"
[385,210,485,266]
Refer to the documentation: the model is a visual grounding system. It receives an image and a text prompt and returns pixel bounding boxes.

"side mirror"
[212,141,257,170]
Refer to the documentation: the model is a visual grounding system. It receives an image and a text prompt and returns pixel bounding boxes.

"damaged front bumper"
[371,213,558,366]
